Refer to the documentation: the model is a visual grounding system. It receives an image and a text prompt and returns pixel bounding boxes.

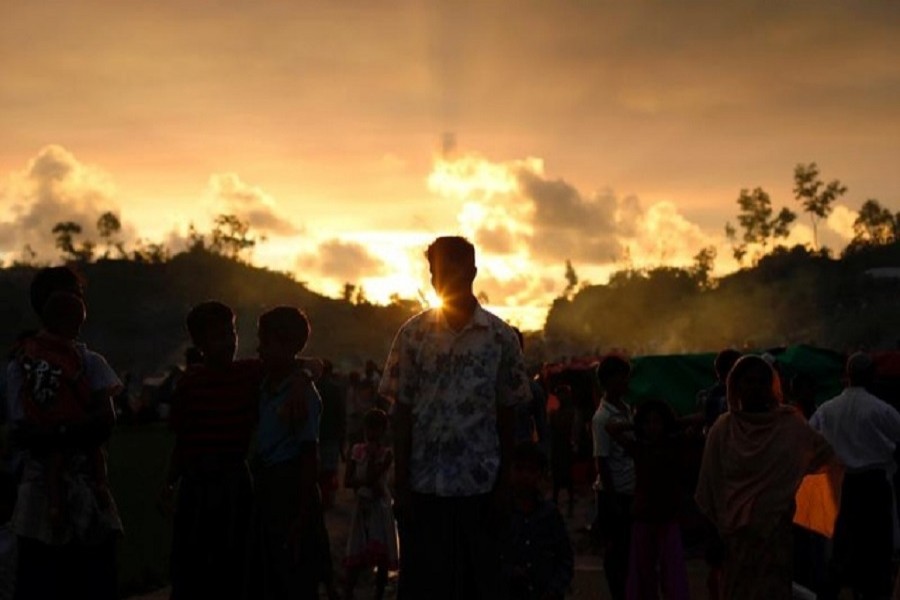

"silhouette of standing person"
[695,355,833,600]
[810,352,900,600]
[380,236,531,600]
[7,267,123,600]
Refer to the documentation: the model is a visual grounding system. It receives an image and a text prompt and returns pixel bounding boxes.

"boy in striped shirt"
[161,301,315,600]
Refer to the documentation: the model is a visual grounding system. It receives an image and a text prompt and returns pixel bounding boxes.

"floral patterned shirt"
[379,305,531,497]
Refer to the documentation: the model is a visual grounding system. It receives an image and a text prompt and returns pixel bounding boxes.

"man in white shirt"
[810,352,900,600]
[591,355,635,600]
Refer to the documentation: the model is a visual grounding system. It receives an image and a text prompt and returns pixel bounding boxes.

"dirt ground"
[128,477,714,600]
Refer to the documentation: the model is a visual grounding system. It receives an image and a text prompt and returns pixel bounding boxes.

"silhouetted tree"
[793,162,847,250]
[691,246,717,289]
[52,221,84,262]
[76,239,96,263]
[96,211,124,258]
[209,214,257,261]
[186,222,207,252]
[725,187,796,264]
[342,283,357,303]
[563,259,578,298]
[131,239,170,263]
[852,199,898,247]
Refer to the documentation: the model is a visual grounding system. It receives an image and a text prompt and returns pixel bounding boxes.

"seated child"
[503,441,574,600]
[343,408,399,600]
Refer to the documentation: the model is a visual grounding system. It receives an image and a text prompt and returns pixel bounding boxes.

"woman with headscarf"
[695,355,834,600]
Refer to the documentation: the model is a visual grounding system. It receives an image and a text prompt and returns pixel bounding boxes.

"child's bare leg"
[374,564,388,600]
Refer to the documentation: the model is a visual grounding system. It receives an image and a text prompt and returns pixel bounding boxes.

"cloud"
[626,201,713,269]
[207,173,300,237]
[827,204,856,240]
[0,145,132,260]
[518,172,622,263]
[296,238,386,282]
[474,225,516,255]
[475,272,558,307]
[428,152,720,270]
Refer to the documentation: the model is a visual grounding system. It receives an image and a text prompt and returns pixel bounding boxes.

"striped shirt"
[170,359,264,472]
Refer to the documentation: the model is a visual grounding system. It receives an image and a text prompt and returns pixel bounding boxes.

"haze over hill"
[1,240,897,381]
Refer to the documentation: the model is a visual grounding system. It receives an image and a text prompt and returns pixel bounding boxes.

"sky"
[2,1,899,330]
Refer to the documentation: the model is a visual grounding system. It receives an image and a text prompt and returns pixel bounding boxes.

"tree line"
[8,213,263,267]
[725,162,898,265]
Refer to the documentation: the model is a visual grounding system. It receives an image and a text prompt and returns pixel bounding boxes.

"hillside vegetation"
[2,241,899,377]
[543,242,900,357]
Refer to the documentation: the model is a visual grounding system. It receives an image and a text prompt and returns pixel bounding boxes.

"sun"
[424,290,443,309]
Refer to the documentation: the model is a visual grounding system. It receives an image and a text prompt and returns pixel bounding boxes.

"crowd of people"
[1,235,899,600]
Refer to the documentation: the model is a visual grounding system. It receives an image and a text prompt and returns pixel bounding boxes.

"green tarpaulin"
[624,345,847,415]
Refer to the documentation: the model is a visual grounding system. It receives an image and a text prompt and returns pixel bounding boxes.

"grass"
[107,424,174,597]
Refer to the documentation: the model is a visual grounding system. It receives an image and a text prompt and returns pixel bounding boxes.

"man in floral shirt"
[380,236,531,600]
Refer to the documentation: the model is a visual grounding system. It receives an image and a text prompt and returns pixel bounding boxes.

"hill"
[542,242,900,357]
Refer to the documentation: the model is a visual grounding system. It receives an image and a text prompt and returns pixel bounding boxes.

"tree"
[563,259,578,298]
[209,214,258,261]
[131,239,170,263]
[690,246,717,289]
[725,187,796,264]
[852,199,898,247]
[342,283,357,303]
[793,162,847,250]
[96,211,124,258]
[52,221,83,261]
[186,222,207,252]
[75,239,96,263]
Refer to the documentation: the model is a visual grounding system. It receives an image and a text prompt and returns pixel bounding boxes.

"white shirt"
[809,387,900,472]
[591,398,636,494]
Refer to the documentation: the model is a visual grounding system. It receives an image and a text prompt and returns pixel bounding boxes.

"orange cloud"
[0,145,134,261]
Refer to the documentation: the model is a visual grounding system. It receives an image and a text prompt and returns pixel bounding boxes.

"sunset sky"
[2,1,899,329]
